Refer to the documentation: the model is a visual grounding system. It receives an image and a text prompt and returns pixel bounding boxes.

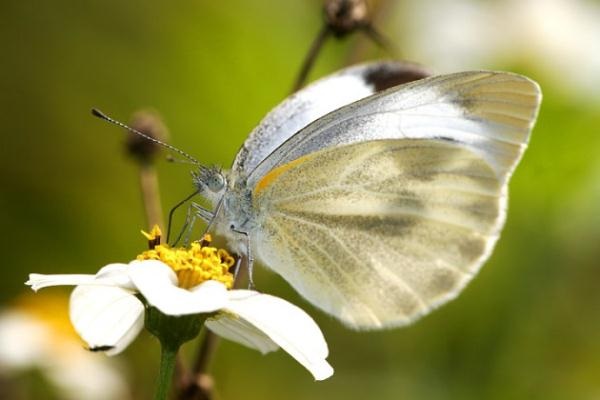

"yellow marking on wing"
[254,154,313,195]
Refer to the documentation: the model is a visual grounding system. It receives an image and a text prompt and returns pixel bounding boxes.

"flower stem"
[155,343,179,400]
[145,307,206,400]
[139,164,164,229]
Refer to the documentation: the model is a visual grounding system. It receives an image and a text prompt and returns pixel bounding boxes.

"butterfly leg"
[181,212,199,247]
[232,254,243,280]
[166,190,198,243]
[230,227,255,290]
[170,202,214,246]
[170,202,194,246]
[185,202,216,245]
[191,202,215,224]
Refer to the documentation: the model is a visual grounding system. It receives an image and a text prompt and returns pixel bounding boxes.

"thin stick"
[139,164,193,396]
[362,24,398,57]
[118,109,193,397]
[291,24,331,93]
[139,164,164,229]
[192,330,220,377]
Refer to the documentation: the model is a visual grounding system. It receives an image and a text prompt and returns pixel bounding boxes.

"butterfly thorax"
[210,174,257,252]
[192,166,254,246]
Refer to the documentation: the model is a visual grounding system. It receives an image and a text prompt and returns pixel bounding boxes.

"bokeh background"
[1,0,599,399]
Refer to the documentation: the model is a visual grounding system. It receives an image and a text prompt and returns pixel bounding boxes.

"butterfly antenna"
[91,108,201,166]
[165,154,200,165]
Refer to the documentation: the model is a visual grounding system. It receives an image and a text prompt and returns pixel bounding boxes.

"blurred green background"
[1,0,599,399]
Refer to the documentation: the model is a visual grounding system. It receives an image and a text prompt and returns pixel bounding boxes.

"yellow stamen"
[141,225,162,241]
[141,225,163,249]
[137,234,235,289]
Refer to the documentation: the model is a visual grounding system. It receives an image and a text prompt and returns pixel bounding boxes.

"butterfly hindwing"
[252,139,505,328]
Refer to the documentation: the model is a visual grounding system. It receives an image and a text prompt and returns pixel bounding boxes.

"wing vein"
[279,201,491,234]
[265,217,350,309]
[273,211,430,311]
[269,216,385,325]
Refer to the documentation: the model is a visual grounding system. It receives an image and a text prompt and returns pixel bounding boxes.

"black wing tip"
[363,62,432,92]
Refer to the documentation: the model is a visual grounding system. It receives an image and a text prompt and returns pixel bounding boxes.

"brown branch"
[138,164,164,229]
[291,24,331,93]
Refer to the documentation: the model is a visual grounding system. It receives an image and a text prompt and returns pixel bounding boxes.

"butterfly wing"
[248,72,541,329]
[252,139,504,329]
[248,71,541,189]
[232,61,430,175]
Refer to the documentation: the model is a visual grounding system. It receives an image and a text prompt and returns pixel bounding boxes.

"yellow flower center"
[137,226,236,289]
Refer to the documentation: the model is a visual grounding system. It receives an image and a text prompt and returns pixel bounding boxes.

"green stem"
[154,343,179,400]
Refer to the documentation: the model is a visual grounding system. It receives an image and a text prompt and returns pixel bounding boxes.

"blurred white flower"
[0,293,130,400]
[388,0,600,97]
[26,235,333,381]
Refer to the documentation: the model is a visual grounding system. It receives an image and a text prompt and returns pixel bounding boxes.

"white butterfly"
[191,61,541,330]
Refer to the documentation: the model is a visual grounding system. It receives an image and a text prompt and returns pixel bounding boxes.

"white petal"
[205,314,279,354]
[26,263,135,292]
[128,260,228,315]
[215,290,334,380]
[93,264,136,290]
[26,274,97,291]
[70,285,144,356]
[44,353,130,400]
[0,311,130,400]
[0,311,50,368]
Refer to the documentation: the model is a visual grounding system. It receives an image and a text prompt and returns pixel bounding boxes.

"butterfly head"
[192,165,227,197]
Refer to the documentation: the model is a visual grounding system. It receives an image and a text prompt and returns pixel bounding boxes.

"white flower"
[388,0,600,98]
[26,260,334,381]
[0,292,130,400]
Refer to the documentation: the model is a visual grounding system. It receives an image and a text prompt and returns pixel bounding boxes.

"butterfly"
[98,60,541,330]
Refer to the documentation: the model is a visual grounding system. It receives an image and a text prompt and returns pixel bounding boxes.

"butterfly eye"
[192,166,226,194]
[206,171,225,192]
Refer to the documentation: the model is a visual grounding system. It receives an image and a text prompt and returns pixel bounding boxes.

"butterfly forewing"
[232,61,430,175]
[247,71,541,189]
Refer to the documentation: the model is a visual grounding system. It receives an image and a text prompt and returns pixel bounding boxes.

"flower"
[387,0,600,98]
[25,229,333,381]
[0,292,130,400]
